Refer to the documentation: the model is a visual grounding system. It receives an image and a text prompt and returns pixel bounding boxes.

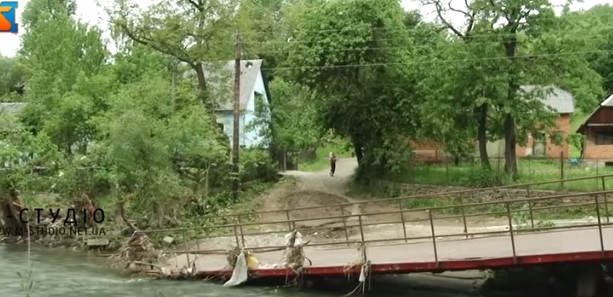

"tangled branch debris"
[226,246,242,268]
[109,231,161,273]
[343,244,371,296]
[282,230,312,287]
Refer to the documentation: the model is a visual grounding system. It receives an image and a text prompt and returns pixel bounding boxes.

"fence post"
[505,202,517,264]
[428,210,439,267]
[233,225,240,247]
[285,209,292,231]
[560,151,564,189]
[602,176,610,223]
[398,200,408,242]
[358,215,365,244]
[183,229,191,265]
[237,214,246,247]
[458,194,468,238]
[594,194,605,258]
[526,185,534,228]
[340,207,350,245]
[445,155,449,184]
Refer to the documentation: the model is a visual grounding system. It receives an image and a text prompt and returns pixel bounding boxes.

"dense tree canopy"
[0,0,611,227]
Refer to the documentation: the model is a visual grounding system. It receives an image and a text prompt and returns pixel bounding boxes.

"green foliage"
[0,0,279,234]
[0,56,24,100]
[240,149,278,182]
[1,0,612,233]
[285,0,419,180]
[266,78,321,152]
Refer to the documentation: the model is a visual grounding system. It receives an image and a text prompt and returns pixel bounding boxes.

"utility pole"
[231,32,241,202]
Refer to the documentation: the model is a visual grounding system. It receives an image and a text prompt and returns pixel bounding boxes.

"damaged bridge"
[139,174,613,297]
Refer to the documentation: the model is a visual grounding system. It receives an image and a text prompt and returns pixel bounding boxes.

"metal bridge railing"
[204,173,613,230]
[141,188,613,266]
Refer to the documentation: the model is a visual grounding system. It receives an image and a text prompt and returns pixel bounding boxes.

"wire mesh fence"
[405,155,613,191]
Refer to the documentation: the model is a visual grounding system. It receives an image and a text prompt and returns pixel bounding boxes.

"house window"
[254,92,265,113]
[595,132,613,145]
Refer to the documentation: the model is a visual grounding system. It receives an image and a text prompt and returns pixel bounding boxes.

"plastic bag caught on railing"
[223,251,248,287]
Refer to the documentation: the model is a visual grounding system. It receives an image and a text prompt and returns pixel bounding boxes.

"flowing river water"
[0,244,472,297]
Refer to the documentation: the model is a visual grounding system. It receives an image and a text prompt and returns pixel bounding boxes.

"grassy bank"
[399,193,604,221]
[396,157,613,192]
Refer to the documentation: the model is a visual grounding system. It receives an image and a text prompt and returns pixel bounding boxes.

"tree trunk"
[504,114,518,179]
[476,105,491,169]
[0,189,26,237]
[503,32,519,180]
[118,201,139,233]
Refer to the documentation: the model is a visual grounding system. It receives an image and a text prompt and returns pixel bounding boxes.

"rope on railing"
[343,244,371,296]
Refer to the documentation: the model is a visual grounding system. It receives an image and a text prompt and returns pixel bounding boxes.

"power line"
[245,33,612,56]
[239,25,613,45]
[261,49,612,71]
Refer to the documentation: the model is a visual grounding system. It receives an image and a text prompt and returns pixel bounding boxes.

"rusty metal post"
[340,207,350,245]
[458,194,468,238]
[237,214,246,247]
[526,185,534,228]
[183,229,191,265]
[594,194,605,258]
[560,151,564,188]
[285,209,293,231]
[233,225,240,247]
[398,200,408,242]
[505,202,517,264]
[601,176,610,223]
[428,210,439,266]
[358,215,365,244]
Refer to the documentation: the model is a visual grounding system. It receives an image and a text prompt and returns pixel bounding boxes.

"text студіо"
[8,208,105,225]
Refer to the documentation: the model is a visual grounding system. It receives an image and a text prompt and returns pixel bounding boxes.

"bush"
[240,149,278,182]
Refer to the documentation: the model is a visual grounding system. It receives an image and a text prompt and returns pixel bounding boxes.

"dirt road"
[183,158,510,252]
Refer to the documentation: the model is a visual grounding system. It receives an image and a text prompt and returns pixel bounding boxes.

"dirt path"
[265,158,414,226]
[181,158,507,252]
[236,158,503,244]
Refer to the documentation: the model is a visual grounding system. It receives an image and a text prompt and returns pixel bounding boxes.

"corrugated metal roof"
[0,102,26,115]
[201,59,263,111]
[600,93,613,107]
[520,85,575,114]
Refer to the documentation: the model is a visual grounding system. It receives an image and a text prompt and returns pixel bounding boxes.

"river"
[0,244,470,297]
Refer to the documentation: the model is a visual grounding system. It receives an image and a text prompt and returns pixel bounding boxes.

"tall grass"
[18,225,34,297]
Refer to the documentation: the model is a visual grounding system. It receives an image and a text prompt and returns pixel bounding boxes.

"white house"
[203,59,271,148]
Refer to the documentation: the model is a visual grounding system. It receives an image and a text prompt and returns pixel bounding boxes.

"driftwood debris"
[0,189,26,237]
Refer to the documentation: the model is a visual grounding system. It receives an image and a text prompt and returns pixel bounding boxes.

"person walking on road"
[329,152,337,177]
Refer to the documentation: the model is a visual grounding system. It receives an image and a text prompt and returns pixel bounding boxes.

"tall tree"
[419,1,500,169]
[425,0,602,178]
[19,0,107,154]
[286,0,419,179]
[110,0,238,135]
[0,56,24,98]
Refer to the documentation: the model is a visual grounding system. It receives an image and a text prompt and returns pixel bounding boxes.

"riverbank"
[3,158,611,297]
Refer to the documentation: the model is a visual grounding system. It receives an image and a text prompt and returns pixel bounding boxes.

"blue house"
[203,59,271,148]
